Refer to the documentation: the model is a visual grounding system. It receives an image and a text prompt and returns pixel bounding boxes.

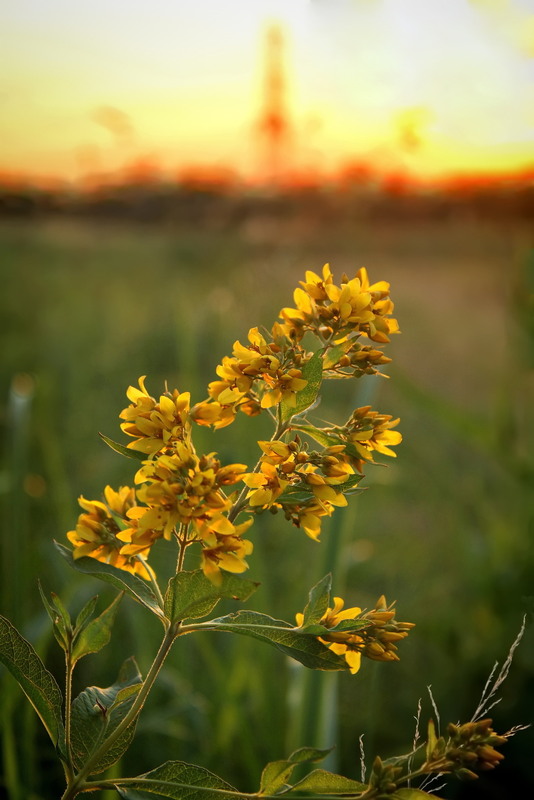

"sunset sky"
[2,0,534,184]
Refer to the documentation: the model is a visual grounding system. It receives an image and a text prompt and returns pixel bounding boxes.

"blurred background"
[1,1,533,798]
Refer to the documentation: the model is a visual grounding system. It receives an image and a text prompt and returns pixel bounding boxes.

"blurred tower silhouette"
[256,24,291,185]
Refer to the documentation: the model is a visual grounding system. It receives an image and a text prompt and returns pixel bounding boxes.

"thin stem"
[61,623,178,800]
[137,554,165,608]
[176,523,189,573]
[64,651,74,782]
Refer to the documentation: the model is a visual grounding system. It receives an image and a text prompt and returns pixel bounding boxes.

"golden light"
[1,0,533,184]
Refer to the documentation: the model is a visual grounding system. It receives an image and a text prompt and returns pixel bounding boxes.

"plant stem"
[61,623,178,800]
[64,652,75,782]
[176,524,189,572]
[138,554,165,608]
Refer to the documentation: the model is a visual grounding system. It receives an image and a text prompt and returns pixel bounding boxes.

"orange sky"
[2,0,534,185]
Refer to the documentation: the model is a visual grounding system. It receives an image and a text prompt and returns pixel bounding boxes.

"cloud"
[92,105,134,142]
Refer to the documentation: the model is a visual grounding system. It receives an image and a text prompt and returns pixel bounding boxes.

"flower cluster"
[66,264,402,584]
[191,326,309,429]
[279,264,399,344]
[322,405,402,472]
[440,720,507,778]
[242,439,357,540]
[69,375,254,584]
[67,486,151,579]
[119,376,191,453]
[296,595,415,673]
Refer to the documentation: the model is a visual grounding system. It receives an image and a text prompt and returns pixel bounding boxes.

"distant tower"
[257,24,291,185]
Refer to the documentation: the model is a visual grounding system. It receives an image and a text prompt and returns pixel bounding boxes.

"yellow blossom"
[243,461,289,508]
[120,376,191,454]
[345,406,402,464]
[66,486,152,579]
[279,266,399,344]
[196,517,254,584]
[295,595,414,673]
[296,596,364,674]
[133,448,245,539]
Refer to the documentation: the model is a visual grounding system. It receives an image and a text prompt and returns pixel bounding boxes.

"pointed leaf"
[323,341,353,370]
[336,474,364,492]
[70,656,142,774]
[284,746,332,764]
[55,542,164,621]
[293,425,341,449]
[278,486,317,506]
[0,615,64,748]
[99,433,146,461]
[75,594,99,632]
[50,592,72,628]
[288,769,368,794]
[301,574,331,625]
[281,351,323,422]
[38,581,70,651]
[260,748,331,795]
[74,594,98,634]
[426,719,437,763]
[165,570,259,623]
[110,683,143,711]
[203,611,348,671]
[71,592,123,664]
[298,620,369,636]
[114,760,246,800]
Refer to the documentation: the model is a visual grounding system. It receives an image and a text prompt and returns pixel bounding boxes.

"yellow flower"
[243,461,289,508]
[192,325,308,426]
[295,595,414,673]
[279,266,399,344]
[120,376,191,454]
[345,406,402,464]
[133,448,245,539]
[296,596,363,674]
[66,487,152,579]
[196,517,254,584]
[190,400,238,429]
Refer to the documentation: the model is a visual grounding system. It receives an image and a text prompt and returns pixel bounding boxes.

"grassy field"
[1,215,533,799]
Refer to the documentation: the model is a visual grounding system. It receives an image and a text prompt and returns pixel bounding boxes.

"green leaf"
[277,485,316,506]
[336,474,364,492]
[165,570,259,623]
[74,594,99,632]
[278,474,363,509]
[292,425,341,449]
[323,341,353,370]
[281,351,323,422]
[99,432,147,461]
[71,592,123,664]
[203,611,348,671]
[55,542,165,621]
[70,656,142,775]
[426,719,437,763]
[38,581,70,651]
[288,769,368,794]
[301,574,331,625]
[114,760,246,800]
[393,790,437,799]
[298,620,369,636]
[50,592,72,629]
[0,615,64,748]
[260,748,331,795]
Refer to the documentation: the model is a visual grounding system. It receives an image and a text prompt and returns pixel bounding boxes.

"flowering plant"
[0,265,516,799]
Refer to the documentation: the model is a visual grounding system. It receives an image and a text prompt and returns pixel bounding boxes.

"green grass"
[0,217,532,799]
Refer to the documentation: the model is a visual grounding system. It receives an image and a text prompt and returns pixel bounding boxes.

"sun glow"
[1,0,533,185]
